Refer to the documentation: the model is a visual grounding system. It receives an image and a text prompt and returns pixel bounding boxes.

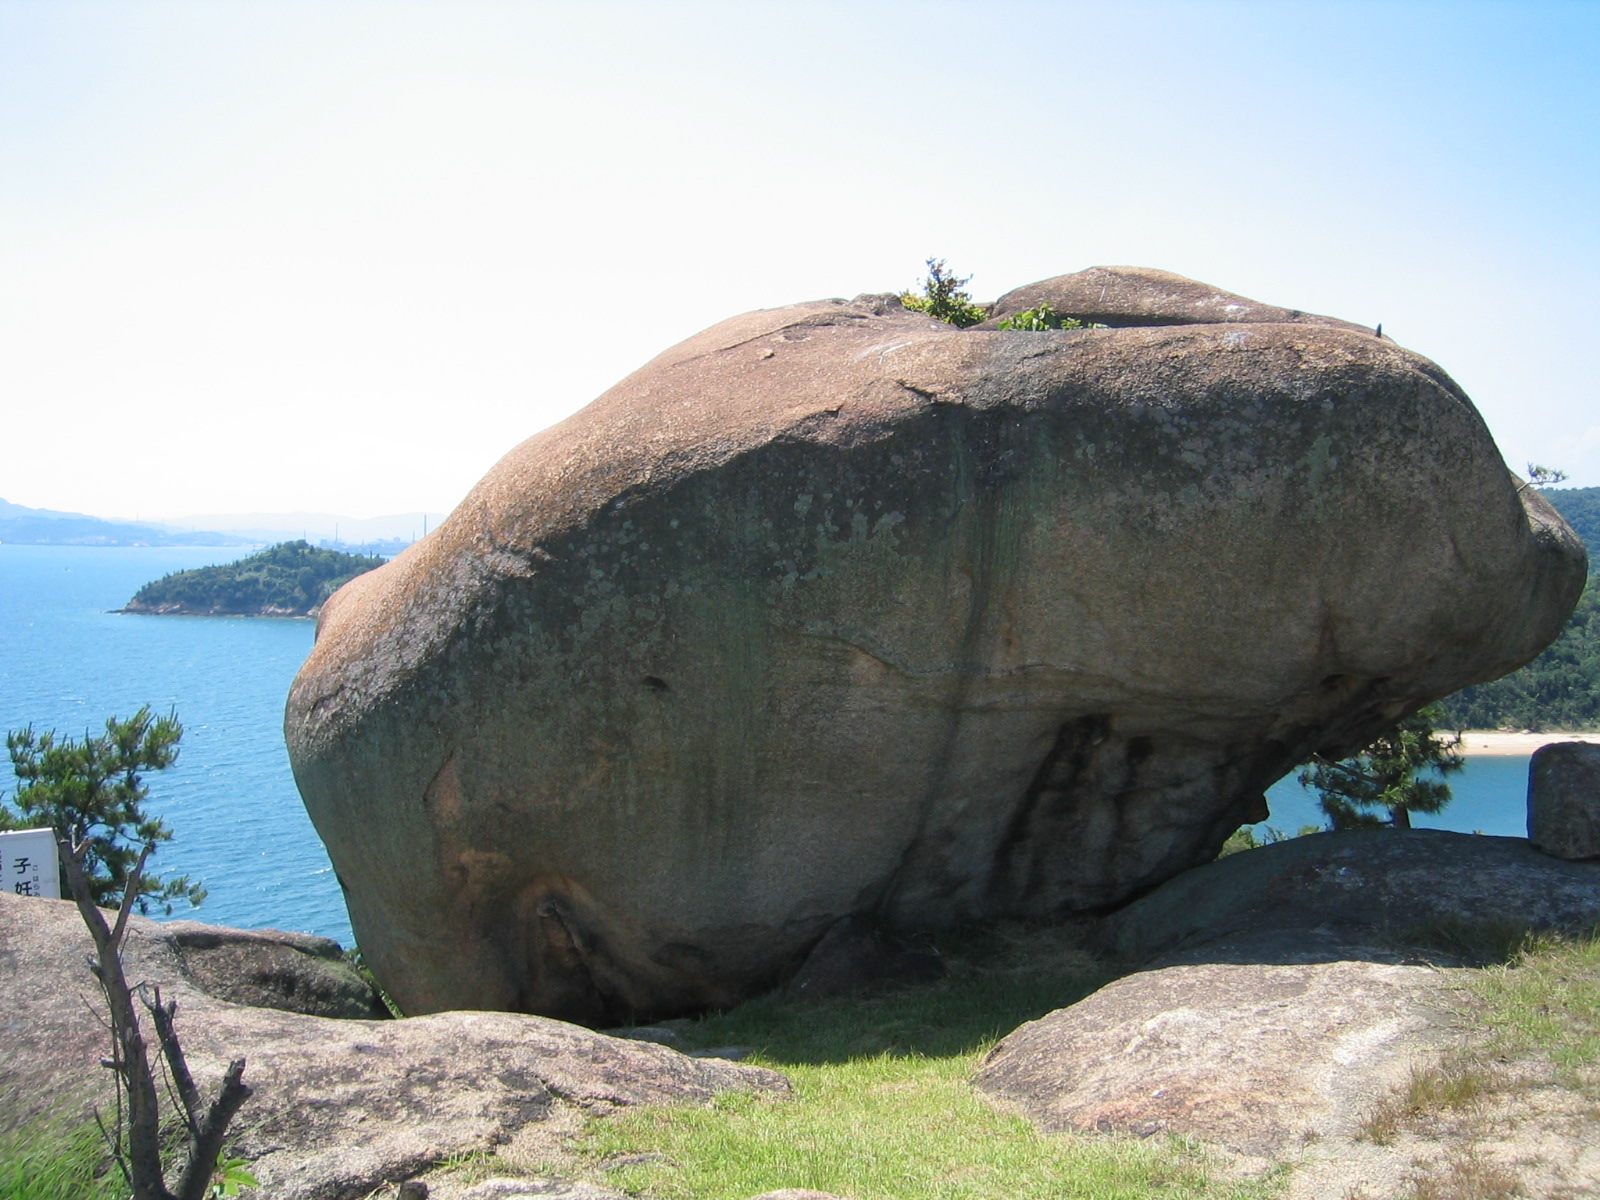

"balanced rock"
[285,267,1586,1024]
[1528,741,1600,860]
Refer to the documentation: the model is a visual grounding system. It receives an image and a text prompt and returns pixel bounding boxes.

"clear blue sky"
[3,0,1596,519]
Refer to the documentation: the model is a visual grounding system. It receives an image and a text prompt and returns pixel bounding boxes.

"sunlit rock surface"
[286,267,1587,1024]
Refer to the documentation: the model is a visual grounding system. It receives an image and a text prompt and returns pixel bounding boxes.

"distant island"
[120,541,386,617]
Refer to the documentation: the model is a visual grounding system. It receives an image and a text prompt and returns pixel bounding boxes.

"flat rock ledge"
[975,925,1465,1161]
[974,830,1600,1196]
[0,894,788,1200]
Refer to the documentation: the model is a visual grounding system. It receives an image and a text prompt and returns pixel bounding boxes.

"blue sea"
[0,544,347,944]
[0,543,1537,945]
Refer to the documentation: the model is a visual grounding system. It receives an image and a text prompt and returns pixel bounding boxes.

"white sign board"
[0,828,61,900]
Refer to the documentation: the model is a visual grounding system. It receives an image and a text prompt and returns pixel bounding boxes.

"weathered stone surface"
[1528,740,1600,860]
[980,264,1372,333]
[1101,829,1600,965]
[285,268,1586,1024]
[0,894,788,1200]
[973,925,1464,1159]
[159,920,390,1019]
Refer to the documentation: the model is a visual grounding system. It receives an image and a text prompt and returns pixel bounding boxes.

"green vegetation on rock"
[997,302,1105,332]
[900,258,989,328]
[122,540,383,617]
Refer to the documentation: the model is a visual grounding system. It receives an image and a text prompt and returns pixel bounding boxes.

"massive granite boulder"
[285,266,1587,1024]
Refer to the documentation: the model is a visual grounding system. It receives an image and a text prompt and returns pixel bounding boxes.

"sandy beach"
[1455,730,1597,756]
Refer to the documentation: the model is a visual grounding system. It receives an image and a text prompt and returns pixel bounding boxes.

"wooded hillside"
[1436,487,1598,730]
[123,541,383,616]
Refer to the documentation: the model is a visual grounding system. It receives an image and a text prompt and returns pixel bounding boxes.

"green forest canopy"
[125,540,383,616]
[1436,487,1598,731]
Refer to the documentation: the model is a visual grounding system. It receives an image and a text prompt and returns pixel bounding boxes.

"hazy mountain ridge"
[0,497,248,547]
[156,510,448,544]
[0,498,448,549]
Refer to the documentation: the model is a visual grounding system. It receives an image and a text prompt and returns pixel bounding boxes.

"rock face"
[1100,828,1600,965]
[1528,741,1600,860]
[980,264,1373,333]
[285,266,1587,1024]
[0,894,787,1200]
[159,921,390,1019]
[979,829,1600,1174]
[974,925,1465,1159]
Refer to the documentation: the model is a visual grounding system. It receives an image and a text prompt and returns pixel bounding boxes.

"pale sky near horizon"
[3,0,1597,521]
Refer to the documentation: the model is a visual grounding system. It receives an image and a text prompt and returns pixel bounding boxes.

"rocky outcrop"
[159,921,390,1018]
[975,925,1465,1160]
[980,264,1373,333]
[977,828,1600,1178]
[0,894,787,1200]
[1099,828,1600,964]
[285,267,1587,1025]
[1528,741,1600,860]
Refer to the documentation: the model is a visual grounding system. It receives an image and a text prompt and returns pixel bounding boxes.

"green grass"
[1357,926,1600,1150]
[0,1115,122,1200]
[1470,928,1600,1085]
[558,922,1283,1200]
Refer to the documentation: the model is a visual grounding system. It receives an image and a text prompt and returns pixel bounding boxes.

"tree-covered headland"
[1434,487,1598,731]
[122,540,384,617]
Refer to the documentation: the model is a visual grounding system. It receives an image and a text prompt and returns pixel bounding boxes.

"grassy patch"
[1359,1060,1500,1145]
[1398,1145,1524,1200]
[1469,928,1600,1086]
[1358,926,1600,1150]
[559,922,1281,1200]
[0,1116,122,1200]
[590,1058,1274,1200]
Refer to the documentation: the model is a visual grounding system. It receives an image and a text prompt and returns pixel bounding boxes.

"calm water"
[0,544,348,944]
[1258,755,1532,838]
[1,544,1537,944]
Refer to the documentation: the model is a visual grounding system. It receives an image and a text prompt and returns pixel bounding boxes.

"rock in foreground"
[976,829,1600,1195]
[285,266,1586,1024]
[1529,740,1600,860]
[975,925,1464,1159]
[0,894,786,1200]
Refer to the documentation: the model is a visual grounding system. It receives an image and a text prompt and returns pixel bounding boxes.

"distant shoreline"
[111,607,316,619]
[1455,730,1596,756]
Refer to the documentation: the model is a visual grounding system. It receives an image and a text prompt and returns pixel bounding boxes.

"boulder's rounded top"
[981,265,1372,334]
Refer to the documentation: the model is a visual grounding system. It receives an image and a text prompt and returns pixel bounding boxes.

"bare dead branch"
[173,1058,252,1200]
[146,985,202,1138]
